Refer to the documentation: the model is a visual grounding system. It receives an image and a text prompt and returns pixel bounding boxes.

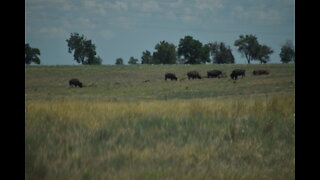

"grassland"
[25,64,295,180]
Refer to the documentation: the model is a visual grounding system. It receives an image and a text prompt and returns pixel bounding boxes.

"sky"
[25,0,295,65]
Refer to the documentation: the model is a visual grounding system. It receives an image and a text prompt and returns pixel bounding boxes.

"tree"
[66,32,101,65]
[89,56,103,65]
[177,56,186,64]
[141,50,153,64]
[280,40,295,63]
[200,44,211,64]
[256,45,273,64]
[25,43,41,65]
[128,56,139,65]
[207,42,235,64]
[152,41,177,64]
[178,36,210,64]
[115,58,124,65]
[234,34,260,64]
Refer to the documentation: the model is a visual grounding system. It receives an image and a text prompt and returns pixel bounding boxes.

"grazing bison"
[207,70,222,78]
[230,69,245,80]
[69,78,83,88]
[187,71,202,79]
[253,69,270,75]
[165,73,178,81]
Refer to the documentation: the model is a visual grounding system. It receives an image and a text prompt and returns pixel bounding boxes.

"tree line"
[25,33,295,65]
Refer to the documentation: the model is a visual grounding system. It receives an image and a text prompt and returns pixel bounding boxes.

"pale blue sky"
[25,0,295,65]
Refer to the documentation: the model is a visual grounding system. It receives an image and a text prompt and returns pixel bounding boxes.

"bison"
[253,69,270,75]
[165,73,178,81]
[207,70,222,78]
[187,71,202,79]
[69,78,83,88]
[230,69,245,80]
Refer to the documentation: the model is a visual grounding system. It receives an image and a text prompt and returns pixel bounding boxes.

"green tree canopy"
[152,41,177,64]
[257,45,273,64]
[141,50,153,64]
[178,36,210,64]
[207,42,235,64]
[234,34,260,64]
[280,40,295,63]
[66,32,101,65]
[128,56,139,65]
[89,56,103,65]
[115,58,124,65]
[25,43,41,65]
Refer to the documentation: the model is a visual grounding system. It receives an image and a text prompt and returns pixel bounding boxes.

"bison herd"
[69,68,270,88]
[165,69,270,81]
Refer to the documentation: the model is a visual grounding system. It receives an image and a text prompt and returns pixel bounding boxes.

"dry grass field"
[25,64,295,180]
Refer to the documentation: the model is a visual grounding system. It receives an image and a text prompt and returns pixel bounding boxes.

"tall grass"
[26,93,294,180]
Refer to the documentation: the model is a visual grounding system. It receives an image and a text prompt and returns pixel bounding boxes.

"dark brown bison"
[187,71,202,79]
[230,69,245,80]
[207,70,222,78]
[165,73,178,81]
[253,69,270,75]
[69,78,83,88]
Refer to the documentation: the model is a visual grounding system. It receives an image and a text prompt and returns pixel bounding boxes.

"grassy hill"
[25,64,295,180]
